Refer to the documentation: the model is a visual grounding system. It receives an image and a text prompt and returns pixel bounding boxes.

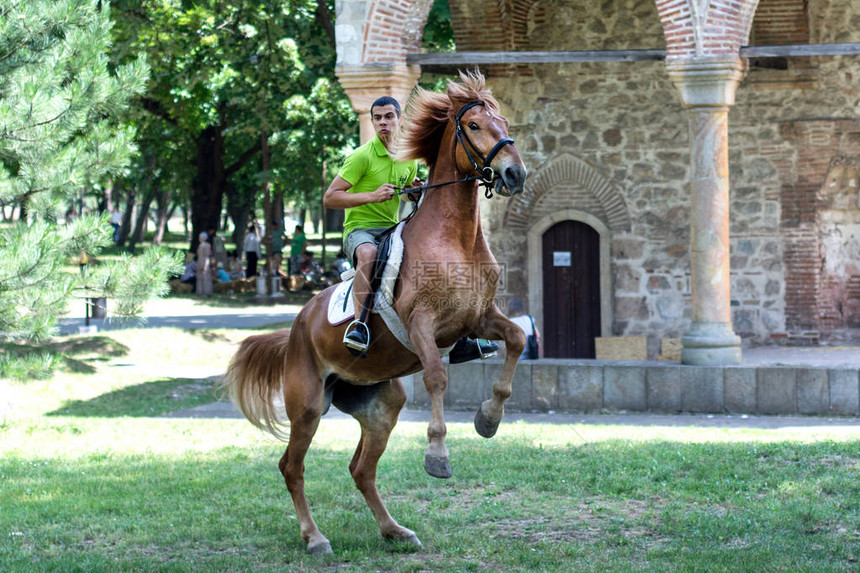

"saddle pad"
[327,279,355,326]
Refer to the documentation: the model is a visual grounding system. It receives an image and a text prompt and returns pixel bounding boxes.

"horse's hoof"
[400,533,424,550]
[307,540,333,556]
[424,454,452,479]
[386,532,424,551]
[474,406,500,438]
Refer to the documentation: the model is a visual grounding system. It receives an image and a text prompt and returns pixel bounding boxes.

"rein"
[394,100,515,200]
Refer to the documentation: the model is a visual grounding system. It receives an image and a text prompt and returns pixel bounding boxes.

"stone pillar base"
[681,322,742,366]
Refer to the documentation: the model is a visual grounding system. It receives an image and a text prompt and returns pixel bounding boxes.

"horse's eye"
[468,122,479,131]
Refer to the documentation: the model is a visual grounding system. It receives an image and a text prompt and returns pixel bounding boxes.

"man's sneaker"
[343,320,370,357]
[448,338,499,364]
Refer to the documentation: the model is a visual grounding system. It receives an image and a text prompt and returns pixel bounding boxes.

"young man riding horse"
[226,73,527,554]
[323,96,498,362]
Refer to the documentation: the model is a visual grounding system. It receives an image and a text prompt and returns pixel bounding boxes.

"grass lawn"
[1,320,859,572]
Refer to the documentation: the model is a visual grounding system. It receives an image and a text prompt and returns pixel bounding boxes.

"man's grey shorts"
[344,227,390,265]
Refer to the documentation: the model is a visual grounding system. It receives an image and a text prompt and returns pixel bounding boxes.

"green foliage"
[0,0,143,206]
[0,349,55,381]
[418,0,460,92]
[277,77,358,204]
[422,0,455,53]
[0,0,182,345]
[111,0,357,218]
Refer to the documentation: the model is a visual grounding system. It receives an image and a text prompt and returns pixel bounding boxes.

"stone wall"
[406,359,860,415]
[468,0,860,346]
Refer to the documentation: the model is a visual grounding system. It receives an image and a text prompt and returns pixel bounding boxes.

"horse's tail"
[222,329,292,441]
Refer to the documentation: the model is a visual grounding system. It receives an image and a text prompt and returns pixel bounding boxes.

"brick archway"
[654,0,759,59]
[335,0,436,141]
[505,153,631,233]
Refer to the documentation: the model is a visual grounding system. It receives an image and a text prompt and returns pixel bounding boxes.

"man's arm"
[323,176,397,209]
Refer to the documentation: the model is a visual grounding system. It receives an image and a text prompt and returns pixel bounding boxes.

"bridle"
[394,100,516,200]
[455,101,515,191]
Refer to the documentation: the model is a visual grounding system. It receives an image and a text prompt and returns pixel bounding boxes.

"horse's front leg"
[406,314,452,479]
[474,308,527,438]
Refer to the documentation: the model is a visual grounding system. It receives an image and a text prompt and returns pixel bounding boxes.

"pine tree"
[0,0,181,347]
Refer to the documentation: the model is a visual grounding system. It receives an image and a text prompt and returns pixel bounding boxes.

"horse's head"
[454,101,527,197]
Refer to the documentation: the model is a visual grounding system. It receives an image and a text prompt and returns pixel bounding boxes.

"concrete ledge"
[410,359,860,416]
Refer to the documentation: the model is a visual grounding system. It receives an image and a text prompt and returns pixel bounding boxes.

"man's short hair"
[371,96,401,117]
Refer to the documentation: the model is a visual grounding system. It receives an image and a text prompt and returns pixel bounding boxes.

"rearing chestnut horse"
[224,72,527,554]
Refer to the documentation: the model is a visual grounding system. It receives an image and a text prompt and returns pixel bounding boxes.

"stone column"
[335,64,421,143]
[667,57,746,366]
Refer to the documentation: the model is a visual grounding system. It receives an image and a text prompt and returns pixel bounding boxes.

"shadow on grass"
[46,377,219,418]
[52,336,130,374]
[189,330,234,343]
[0,336,130,379]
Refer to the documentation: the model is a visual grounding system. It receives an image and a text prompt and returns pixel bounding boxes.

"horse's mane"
[397,71,501,167]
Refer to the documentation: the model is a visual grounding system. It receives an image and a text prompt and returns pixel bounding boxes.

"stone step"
[405,359,860,416]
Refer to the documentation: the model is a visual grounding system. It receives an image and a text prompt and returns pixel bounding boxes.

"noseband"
[455,101,515,192]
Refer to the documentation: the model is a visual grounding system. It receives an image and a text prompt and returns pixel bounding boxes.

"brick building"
[333,0,860,365]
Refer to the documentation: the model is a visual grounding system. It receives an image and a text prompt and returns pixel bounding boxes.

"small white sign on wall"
[553,251,571,267]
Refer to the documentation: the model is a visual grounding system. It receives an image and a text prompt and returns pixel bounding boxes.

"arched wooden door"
[542,220,601,358]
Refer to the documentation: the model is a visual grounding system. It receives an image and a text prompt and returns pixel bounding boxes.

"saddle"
[327,222,454,356]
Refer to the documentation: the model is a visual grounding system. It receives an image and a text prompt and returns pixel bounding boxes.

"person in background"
[215,262,231,283]
[226,250,244,280]
[331,250,351,277]
[180,253,197,292]
[196,232,214,296]
[243,225,261,278]
[289,224,306,275]
[270,221,286,276]
[207,225,228,268]
[508,297,540,359]
[110,207,122,242]
[299,250,323,276]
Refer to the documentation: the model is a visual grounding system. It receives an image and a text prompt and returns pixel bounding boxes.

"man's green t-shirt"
[339,135,417,237]
[289,231,305,258]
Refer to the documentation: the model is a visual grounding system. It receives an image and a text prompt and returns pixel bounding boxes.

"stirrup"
[478,338,498,360]
[343,319,370,353]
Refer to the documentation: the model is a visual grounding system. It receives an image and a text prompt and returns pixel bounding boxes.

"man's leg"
[344,242,377,352]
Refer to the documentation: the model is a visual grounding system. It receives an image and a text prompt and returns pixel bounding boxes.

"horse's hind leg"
[338,378,423,550]
[277,356,332,554]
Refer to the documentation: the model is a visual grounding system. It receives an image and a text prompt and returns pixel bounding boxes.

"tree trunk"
[190,124,226,253]
[226,182,252,249]
[127,187,156,254]
[320,160,327,269]
[261,128,273,294]
[118,189,136,245]
[182,204,189,239]
[152,188,173,245]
